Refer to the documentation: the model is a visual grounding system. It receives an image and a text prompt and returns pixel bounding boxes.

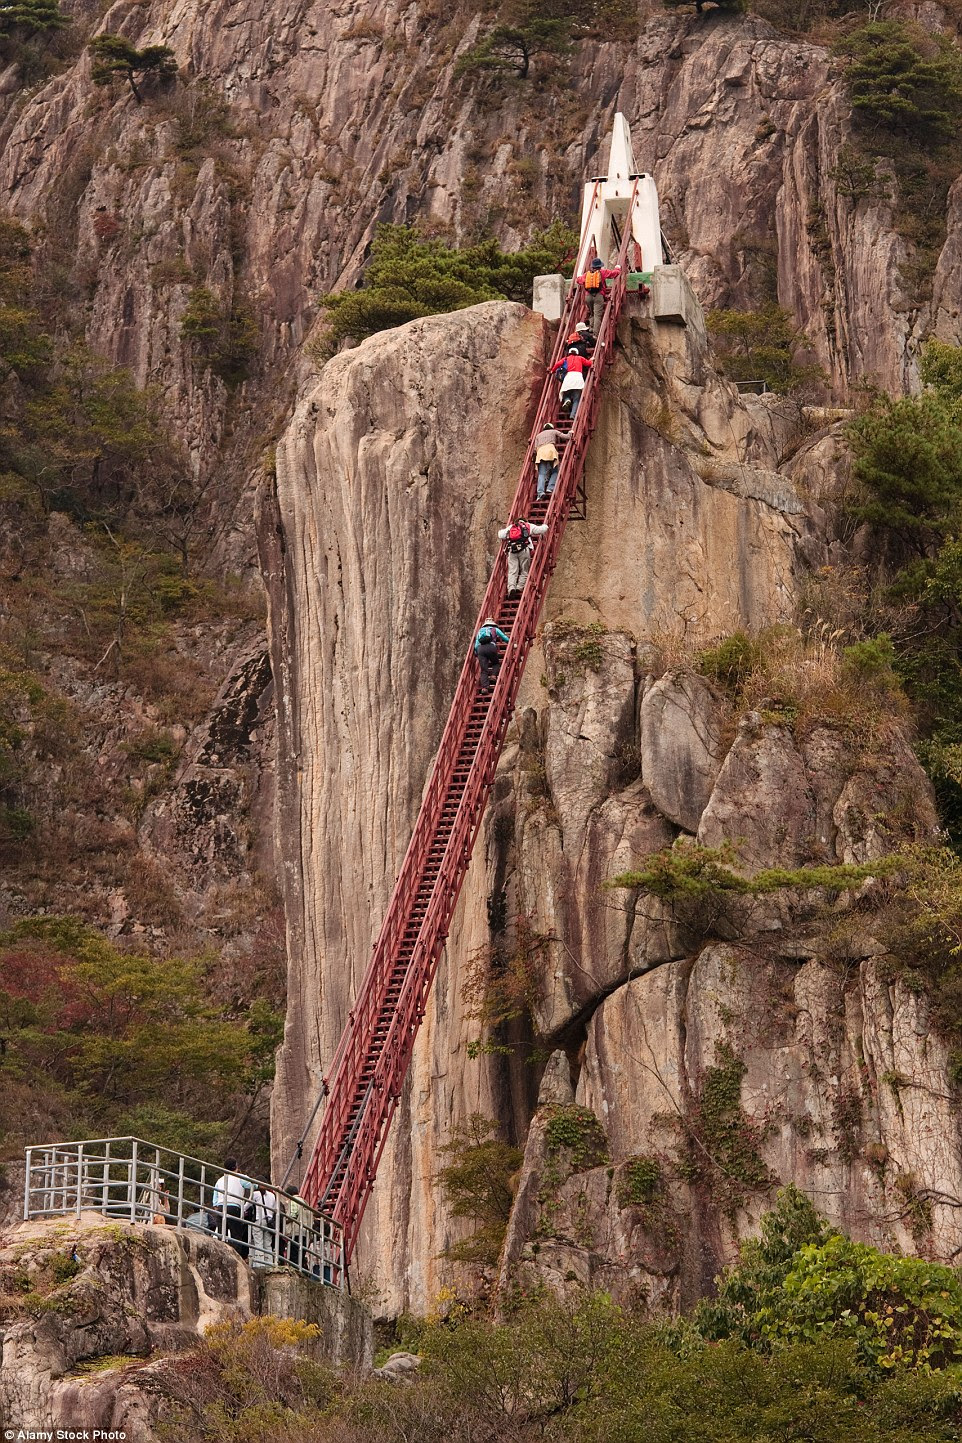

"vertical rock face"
[266,289,945,1316]
[266,301,548,1306]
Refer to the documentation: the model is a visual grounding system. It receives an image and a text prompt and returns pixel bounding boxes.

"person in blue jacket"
[474,617,510,693]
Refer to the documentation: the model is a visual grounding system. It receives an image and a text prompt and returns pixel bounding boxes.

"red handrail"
[300,188,639,1262]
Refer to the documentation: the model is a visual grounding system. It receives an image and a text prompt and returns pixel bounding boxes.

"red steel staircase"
[300,186,641,1264]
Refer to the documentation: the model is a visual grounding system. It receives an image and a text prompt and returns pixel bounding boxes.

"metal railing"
[23,1137,346,1289]
[734,379,770,394]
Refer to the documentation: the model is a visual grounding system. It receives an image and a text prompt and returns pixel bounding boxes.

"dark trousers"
[477,642,500,690]
[224,1204,249,1260]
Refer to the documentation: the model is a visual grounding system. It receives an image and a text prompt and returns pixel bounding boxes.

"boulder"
[640,670,725,833]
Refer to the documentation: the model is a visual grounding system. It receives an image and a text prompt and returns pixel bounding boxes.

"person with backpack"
[534,422,561,499]
[551,346,592,421]
[576,256,621,332]
[565,321,595,357]
[498,514,549,599]
[474,618,510,693]
[574,320,596,351]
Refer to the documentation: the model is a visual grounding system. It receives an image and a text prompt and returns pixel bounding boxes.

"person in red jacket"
[577,256,621,332]
[551,346,592,421]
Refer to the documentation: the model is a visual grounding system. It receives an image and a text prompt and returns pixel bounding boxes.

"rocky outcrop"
[0,1216,252,1437]
[640,671,724,833]
[266,283,914,1313]
[0,1216,372,1437]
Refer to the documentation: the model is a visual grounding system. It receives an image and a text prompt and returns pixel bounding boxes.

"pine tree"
[837,21,962,146]
[0,0,70,33]
[89,34,177,104]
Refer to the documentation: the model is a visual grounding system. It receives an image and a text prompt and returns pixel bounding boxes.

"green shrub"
[707,305,822,394]
[181,287,258,385]
[48,1251,81,1284]
[920,339,962,400]
[763,1236,962,1372]
[698,631,761,691]
[319,220,577,348]
[436,1114,522,1266]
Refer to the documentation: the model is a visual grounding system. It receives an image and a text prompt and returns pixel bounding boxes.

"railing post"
[177,1153,185,1232]
[130,1139,138,1224]
[23,1147,32,1221]
[76,1142,84,1218]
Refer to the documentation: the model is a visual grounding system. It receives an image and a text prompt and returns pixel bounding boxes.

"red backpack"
[506,521,530,554]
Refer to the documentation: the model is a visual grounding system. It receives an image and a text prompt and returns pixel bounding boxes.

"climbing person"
[534,422,561,499]
[498,514,548,599]
[474,617,510,693]
[565,321,595,357]
[551,346,592,422]
[212,1157,250,1260]
[575,320,596,351]
[577,256,621,332]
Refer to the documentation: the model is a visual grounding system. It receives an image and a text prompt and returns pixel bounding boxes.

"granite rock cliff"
[1,0,961,1324]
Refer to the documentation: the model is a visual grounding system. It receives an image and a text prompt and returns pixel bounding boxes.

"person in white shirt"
[497,516,549,599]
[211,1157,249,1259]
[247,1183,278,1268]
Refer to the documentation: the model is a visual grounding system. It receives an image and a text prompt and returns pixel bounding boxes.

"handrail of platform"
[24,1136,346,1289]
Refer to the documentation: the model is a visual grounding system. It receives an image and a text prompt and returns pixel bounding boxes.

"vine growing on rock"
[663,1044,773,1221]
[536,1104,609,1242]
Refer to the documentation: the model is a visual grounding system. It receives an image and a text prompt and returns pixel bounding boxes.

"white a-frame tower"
[576,113,663,274]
